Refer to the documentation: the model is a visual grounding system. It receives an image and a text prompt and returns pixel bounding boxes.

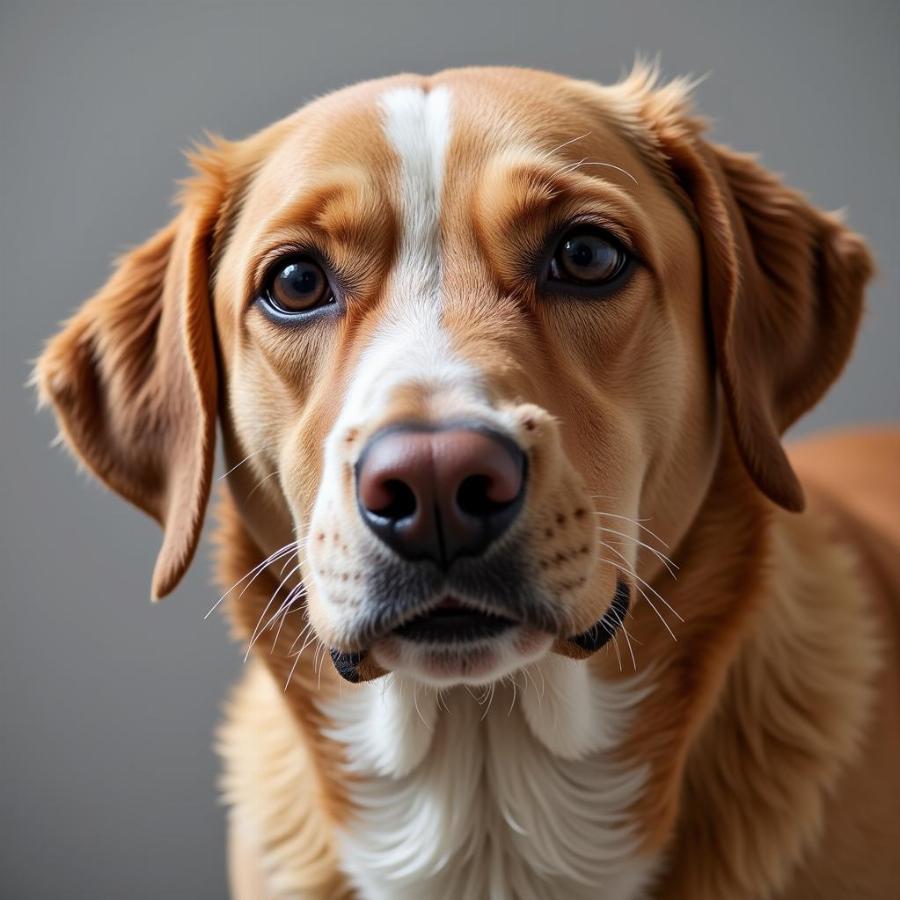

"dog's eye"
[264,258,333,314]
[545,228,630,291]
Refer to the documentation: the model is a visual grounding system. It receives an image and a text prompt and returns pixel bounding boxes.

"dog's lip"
[565,581,631,653]
[329,581,632,682]
[391,595,518,644]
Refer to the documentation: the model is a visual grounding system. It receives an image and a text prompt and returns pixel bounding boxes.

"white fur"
[337,84,479,426]
[325,656,659,900]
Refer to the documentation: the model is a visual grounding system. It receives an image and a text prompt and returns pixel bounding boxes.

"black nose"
[356,424,526,566]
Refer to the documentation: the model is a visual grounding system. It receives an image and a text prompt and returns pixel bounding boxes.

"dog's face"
[36,67,871,688]
[214,70,718,685]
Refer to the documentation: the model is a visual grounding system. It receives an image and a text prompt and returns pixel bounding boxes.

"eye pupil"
[286,265,318,295]
[550,229,629,289]
[266,258,331,314]
[567,239,595,269]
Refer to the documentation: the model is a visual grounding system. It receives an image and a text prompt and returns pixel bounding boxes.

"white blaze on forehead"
[381,84,451,294]
[333,83,485,428]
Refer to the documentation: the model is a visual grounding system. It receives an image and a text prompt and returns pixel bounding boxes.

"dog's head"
[35,66,871,687]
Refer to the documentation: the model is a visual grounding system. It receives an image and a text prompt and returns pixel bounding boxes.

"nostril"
[456,475,513,518]
[367,478,417,521]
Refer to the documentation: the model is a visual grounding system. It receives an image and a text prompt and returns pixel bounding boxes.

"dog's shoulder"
[789,427,900,607]
[775,427,900,898]
[788,426,900,545]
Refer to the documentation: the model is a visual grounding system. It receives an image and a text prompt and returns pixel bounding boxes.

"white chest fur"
[323,657,658,900]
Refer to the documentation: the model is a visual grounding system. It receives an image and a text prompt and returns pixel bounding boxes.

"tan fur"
[220,662,351,900]
[35,65,897,898]
[662,494,882,898]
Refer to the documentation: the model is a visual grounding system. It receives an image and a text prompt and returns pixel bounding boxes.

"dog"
[35,65,899,899]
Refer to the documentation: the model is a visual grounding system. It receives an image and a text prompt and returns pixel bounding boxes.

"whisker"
[609,598,638,671]
[600,531,678,578]
[266,580,306,651]
[315,641,328,690]
[555,155,588,177]
[289,620,316,655]
[596,554,679,643]
[594,520,677,571]
[204,541,298,619]
[246,468,281,501]
[283,645,305,692]
[271,592,307,652]
[603,539,677,581]
[593,511,671,548]
[634,582,678,643]
[412,684,432,730]
[507,675,518,716]
[277,551,300,578]
[218,445,272,481]
[533,663,546,699]
[538,131,591,161]
[521,666,540,708]
[245,601,279,662]
[480,683,496,721]
[244,556,303,661]
[267,561,304,613]
[290,631,319,674]
[621,627,637,671]
[599,542,684,623]
[564,160,639,185]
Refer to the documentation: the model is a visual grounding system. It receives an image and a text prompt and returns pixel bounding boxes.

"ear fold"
[623,67,874,511]
[35,157,226,599]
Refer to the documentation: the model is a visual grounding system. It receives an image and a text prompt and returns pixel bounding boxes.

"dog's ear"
[34,143,233,598]
[621,66,874,511]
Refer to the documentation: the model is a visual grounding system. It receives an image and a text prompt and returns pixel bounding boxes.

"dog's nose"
[356,425,526,565]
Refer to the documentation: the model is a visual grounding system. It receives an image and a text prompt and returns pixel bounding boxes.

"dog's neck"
[218,446,878,899]
[322,657,657,900]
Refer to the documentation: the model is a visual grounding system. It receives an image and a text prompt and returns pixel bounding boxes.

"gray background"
[2,0,898,897]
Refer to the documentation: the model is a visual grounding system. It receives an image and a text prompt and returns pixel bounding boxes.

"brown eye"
[265,258,332,314]
[547,229,630,289]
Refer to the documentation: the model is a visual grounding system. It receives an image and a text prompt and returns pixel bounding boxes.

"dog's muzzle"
[327,420,631,682]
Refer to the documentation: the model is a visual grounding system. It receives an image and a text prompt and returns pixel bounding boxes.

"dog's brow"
[477,152,645,237]
[211,173,378,289]
[266,174,380,237]
[599,113,700,233]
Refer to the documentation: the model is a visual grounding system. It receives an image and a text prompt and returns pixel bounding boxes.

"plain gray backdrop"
[2,1,898,897]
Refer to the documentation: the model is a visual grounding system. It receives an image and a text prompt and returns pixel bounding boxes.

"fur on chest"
[323,656,658,900]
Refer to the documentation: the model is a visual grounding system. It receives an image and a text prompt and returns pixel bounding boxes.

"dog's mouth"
[392,596,517,643]
[329,581,631,683]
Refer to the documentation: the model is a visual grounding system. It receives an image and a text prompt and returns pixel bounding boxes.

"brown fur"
[35,65,897,898]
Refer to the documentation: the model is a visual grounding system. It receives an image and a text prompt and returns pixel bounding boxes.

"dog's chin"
[370,625,554,688]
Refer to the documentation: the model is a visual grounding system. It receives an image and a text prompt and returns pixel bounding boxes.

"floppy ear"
[34,150,229,598]
[624,68,874,511]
